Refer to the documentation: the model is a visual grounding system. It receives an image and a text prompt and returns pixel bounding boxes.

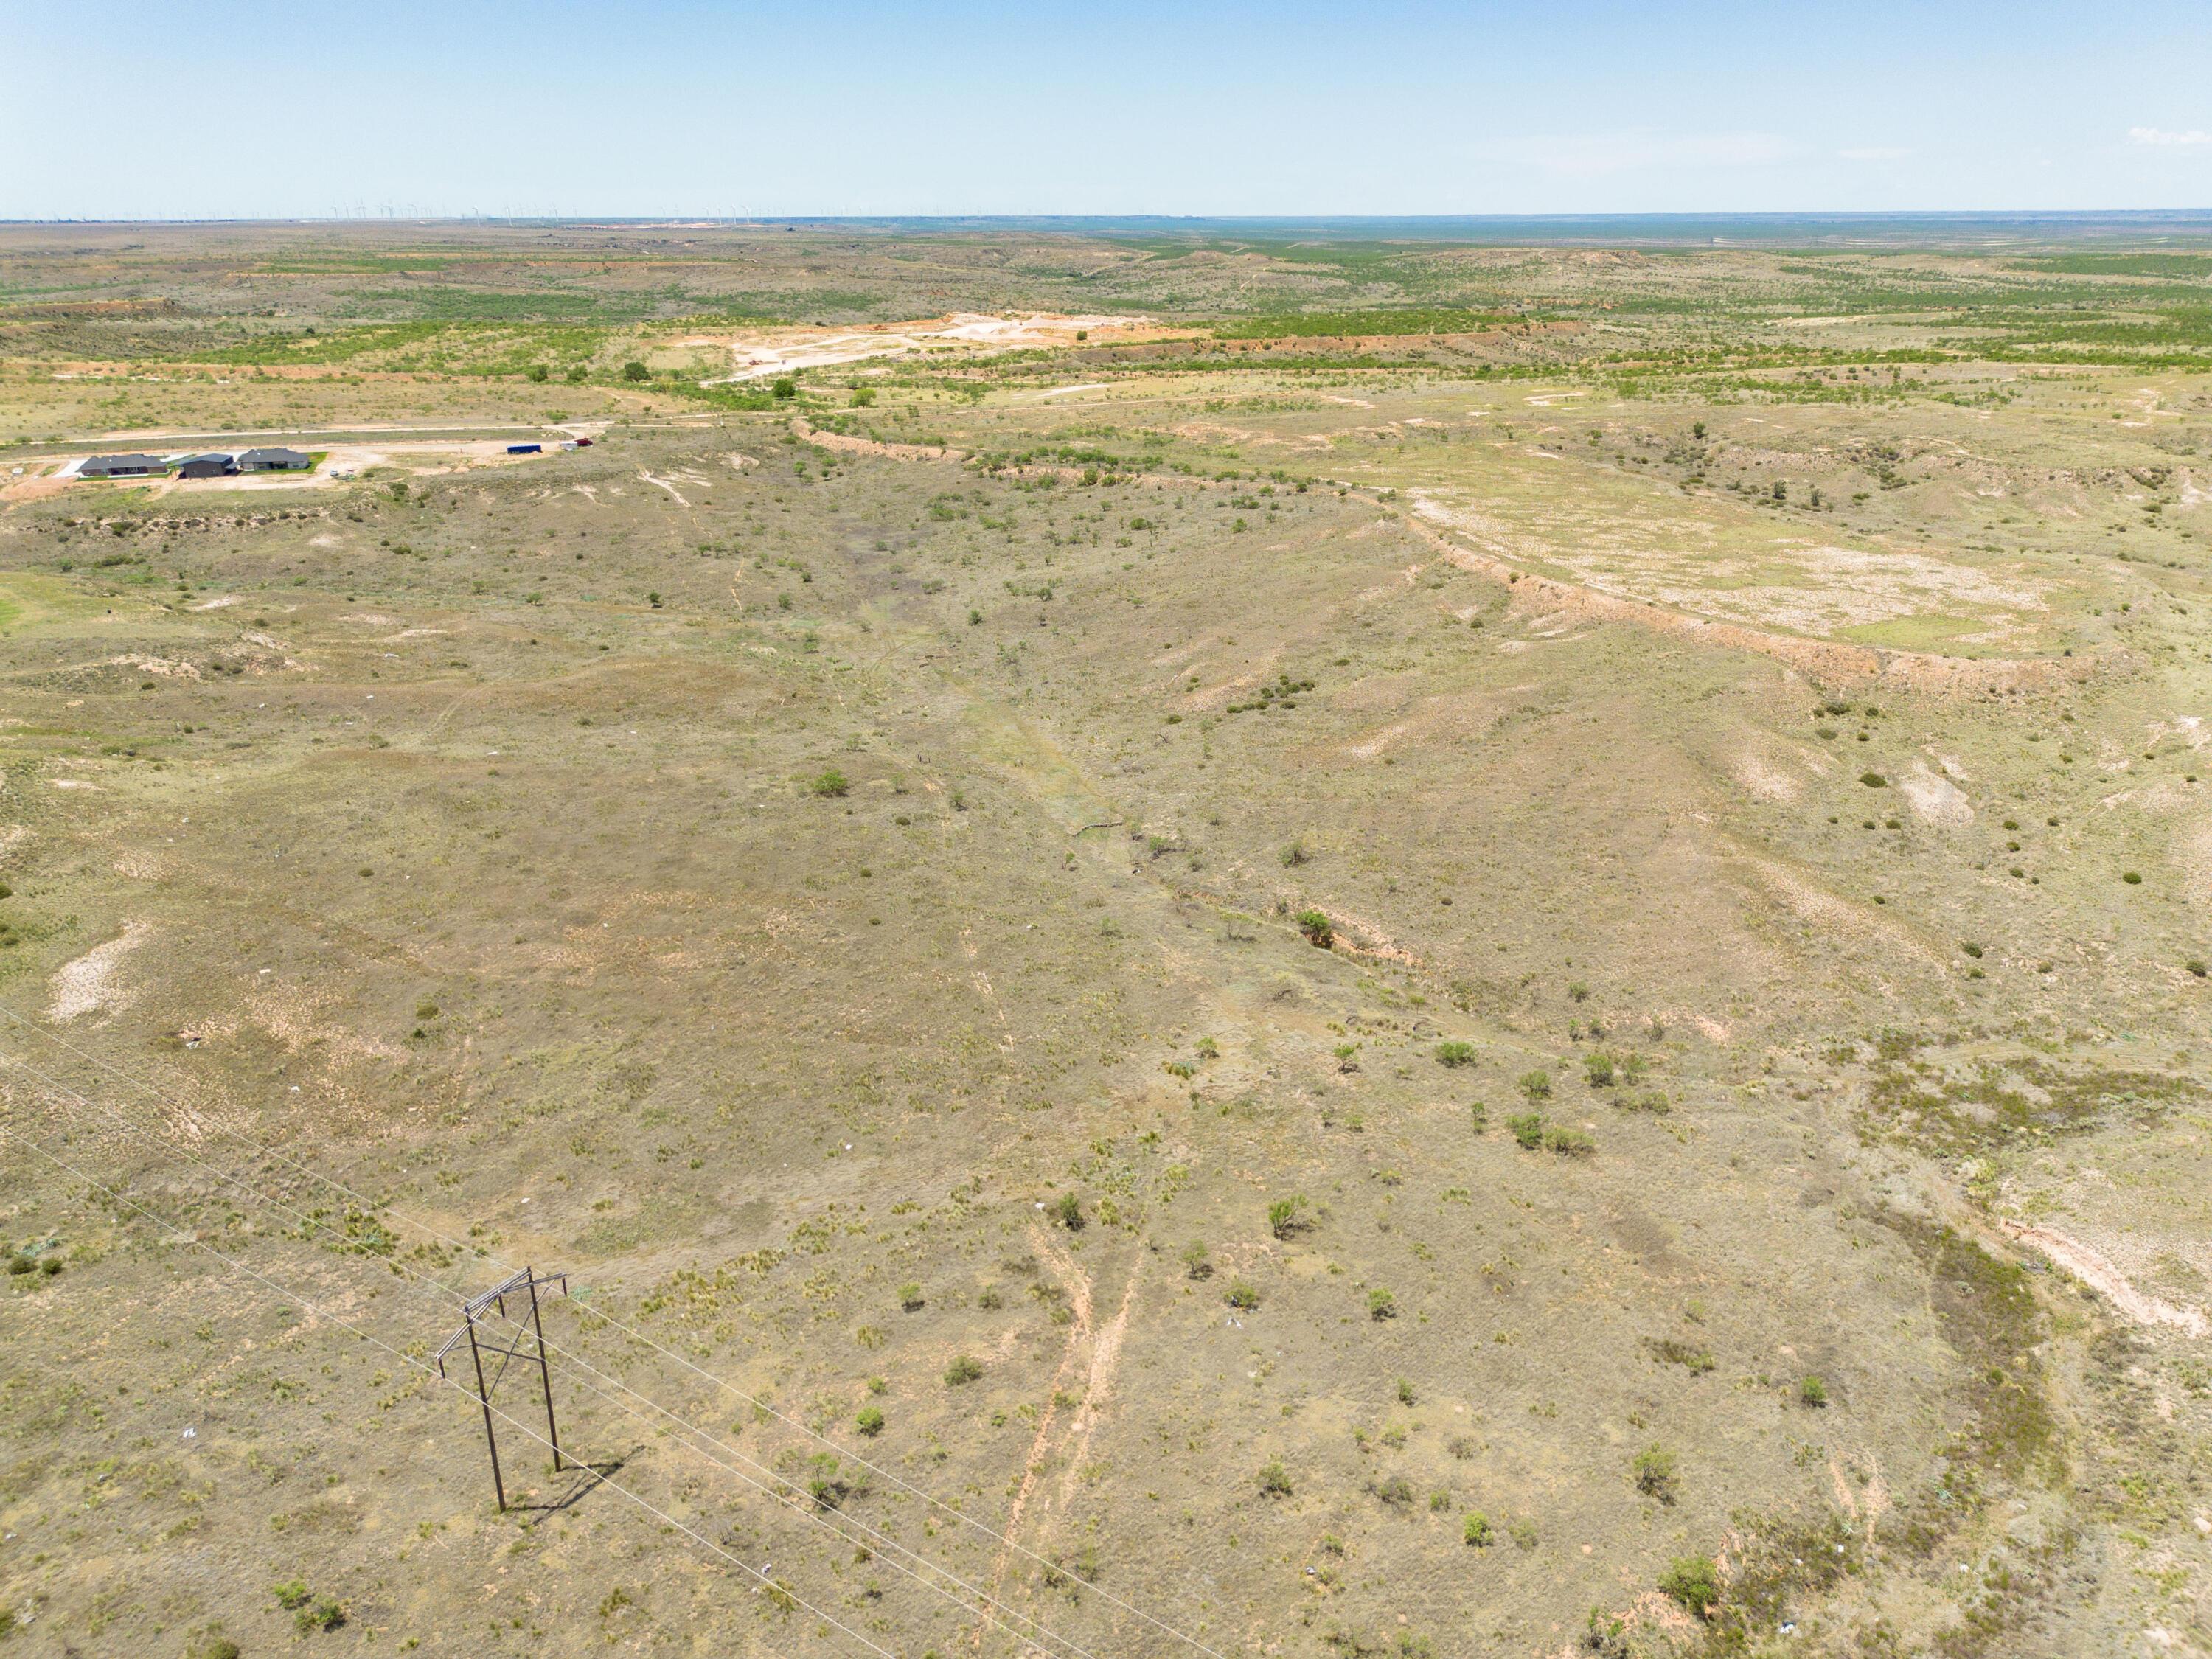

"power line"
[0,1046,1113,1659]
[0,1002,1231,1659]
[0,1118,899,1659]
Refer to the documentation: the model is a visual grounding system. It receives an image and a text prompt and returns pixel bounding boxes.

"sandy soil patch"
[49,921,150,1020]
[1733,750,1802,803]
[111,653,201,680]
[1743,855,1940,967]
[1898,761,1974,827]
[698,312,1150,383]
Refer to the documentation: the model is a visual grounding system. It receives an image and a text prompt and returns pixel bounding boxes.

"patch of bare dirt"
[48,920,150,1020]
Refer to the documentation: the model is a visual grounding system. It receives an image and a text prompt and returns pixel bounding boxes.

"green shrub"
[943,1354,984,1386]
[2187,959,2208,978]
[1507,1112,1545,1149]
[621,360,651,381]
[1225,1281,1260,1310]
[1517,1069,1551,1103]
[1396,1377,1416,1405]
[1648,1337,1716,1374]
[2123,870,2142,885]
[1367,1287,1397,1321]
[1800,1375,1829,1408]
[810,769,849,797]
[1632,1444,1677,1501]
[1295,909,1334,948]
[1658,1555,1720,1618]
[1628,1089,1671,1115]
[772,376,799,400]
[1959,942,1983,959]
[297,1599,346,1633]
[1468,1099,1488,1131]
[1461,1512,1492,1547]
[1368,1472,1414,1507]
[1860,771,1886,787]
[1542,1125,1595,1157]
[1267,1196,1307,1239]
[898,1281,925,1311]
[1051,1192,1085,1231]
[855,1405,885,1436]
[1583,1051,1614,1087]
[851,387,876,406]
[1257,1459,1293,1497]
[272,1580,312,1610]
[1434,1040,1477,1068]
[1181,1240,1212,1279]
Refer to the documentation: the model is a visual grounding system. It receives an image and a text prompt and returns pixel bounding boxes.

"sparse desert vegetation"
[0,217,2208,1658]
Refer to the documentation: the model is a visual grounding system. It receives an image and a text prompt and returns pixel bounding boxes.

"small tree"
[1225,1281,1261,1310]
[1800,1375,1829,1408]
[1367,1287,1397,1321]
[1517,1069,1551,1103]
[811,769,849,798]
[944,1354,984,1386]
[1295,909,1333,949]
[1584,1051,1615,1087]
[1632,1444,1677,1503]
[622,361,650,381]
[773,376,799,401]
[1434,1040,1477,1068]
[1507,1112,1545,1150]
[1051,1192,1085,1231]
[1462,1512,1493,1547]
[1267,1196,1307,1239]
[1659,1556,1720,1618]
[855,1405,885,1436]
[1257,1460,1293,1498]
[1181,1240,1212,1279]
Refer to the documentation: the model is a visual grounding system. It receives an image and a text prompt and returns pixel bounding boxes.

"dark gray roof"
[80,453,166,475]
[238,447,310,466]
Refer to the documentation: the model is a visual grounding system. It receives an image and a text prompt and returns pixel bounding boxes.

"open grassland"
[1,223,2211,1659]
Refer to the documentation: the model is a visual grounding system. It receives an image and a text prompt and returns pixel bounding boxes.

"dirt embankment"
[1997,1220,2210,1338]
[790,420,966,465]
[1079,319,1583,366]
[787,417,2098,695]
[1392,504,2098,695]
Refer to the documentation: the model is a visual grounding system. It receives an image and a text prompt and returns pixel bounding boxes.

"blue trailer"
[506,443,543,455]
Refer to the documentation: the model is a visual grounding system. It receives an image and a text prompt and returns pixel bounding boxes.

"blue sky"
[6,0,2210,219]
